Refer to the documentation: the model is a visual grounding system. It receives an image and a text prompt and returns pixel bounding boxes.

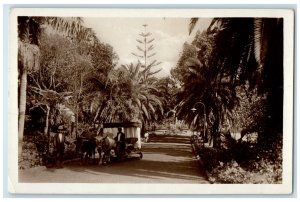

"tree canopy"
[172,18,283,148]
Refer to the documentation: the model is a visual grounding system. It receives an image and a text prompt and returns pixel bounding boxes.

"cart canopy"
[103,122,142,128]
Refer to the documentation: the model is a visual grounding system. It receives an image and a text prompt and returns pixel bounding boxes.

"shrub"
[191,133,282,184]
[208,160,249,183]
[19,140,43,170]
[197,146,228,171]
[207,158,282,184]
[19,134,79,169]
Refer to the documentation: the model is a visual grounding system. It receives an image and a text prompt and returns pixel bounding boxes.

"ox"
[95,135,116,165]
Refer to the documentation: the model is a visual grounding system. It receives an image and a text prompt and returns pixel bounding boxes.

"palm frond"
[189,18,199,35]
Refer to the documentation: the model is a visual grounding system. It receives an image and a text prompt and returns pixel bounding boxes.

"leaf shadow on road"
[148,135,191,144]
[142,143,193,158]
[62,136,208,183]
[65,158,209,183]
[63,140,209,183]
[19,135,209,183]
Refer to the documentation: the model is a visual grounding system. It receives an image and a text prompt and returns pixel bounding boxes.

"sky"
[83,18,212,77]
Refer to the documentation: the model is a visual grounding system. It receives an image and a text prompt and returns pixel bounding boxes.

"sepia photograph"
[8,8,294,194]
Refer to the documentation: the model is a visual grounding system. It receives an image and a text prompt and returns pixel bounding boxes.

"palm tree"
[189,18,282,87]
[120,63,164,122]
[117,63,164,135]
[173,28,244,147]
[175,55,238,147]
[189,18,283,147]
[18,16,89,156]
[83,65,164,136]
[82,67,135,125]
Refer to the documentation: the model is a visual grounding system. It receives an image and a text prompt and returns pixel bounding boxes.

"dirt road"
[19,135,209,184]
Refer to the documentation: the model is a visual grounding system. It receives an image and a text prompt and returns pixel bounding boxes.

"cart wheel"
[139,152,143,159]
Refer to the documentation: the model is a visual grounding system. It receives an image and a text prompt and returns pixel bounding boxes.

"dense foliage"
[173,18,283,148]
[176,18,283,183]
[191,133,282,183]
[19,20,170,163]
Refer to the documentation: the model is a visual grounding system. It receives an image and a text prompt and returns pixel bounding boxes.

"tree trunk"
[18,68,27,158]
[75,73,83,138]
[71,122,75,137]
[44,105,50,135]
[212,111,221,149]
[44,105,51,153]
[75,103,78,138]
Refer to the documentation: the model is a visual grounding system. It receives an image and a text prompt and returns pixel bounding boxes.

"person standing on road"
[53,125,67,168]
[115,127,126,160]
[144,132,149,143]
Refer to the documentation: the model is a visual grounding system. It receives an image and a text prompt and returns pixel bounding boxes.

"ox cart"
[103,122,143,160]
